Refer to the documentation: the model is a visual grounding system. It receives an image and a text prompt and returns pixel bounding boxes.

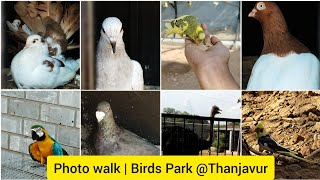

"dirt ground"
[161,43,240,89]
[242,91,320,179]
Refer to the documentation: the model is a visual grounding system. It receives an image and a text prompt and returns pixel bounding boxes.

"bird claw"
[31,163,46,168]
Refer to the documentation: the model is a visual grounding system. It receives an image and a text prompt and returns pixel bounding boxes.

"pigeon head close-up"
[101,17,123,54]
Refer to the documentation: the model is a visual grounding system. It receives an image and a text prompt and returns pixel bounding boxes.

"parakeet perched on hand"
[255,122,302,157]
[29,125,68,164]
[163,15,205,44]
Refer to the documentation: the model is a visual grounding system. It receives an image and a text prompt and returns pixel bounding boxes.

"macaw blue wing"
[52,141,63,155]
[50,136,69,155]
[49,136,63,155]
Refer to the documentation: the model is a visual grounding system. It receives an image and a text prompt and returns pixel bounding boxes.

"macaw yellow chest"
[37,138,55,158]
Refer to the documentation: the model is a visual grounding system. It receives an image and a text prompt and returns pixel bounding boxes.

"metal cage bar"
[161,113,240,156]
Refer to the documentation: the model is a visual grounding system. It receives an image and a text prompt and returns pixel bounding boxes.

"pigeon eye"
[257,2,265,10]
[102,28,105,34]
[32,39,39,43]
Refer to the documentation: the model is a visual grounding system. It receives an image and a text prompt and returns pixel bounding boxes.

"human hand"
[185,24,230,69]
[184,23,239,89]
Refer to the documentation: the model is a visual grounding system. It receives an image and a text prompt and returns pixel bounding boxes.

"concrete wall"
[1,91,80,161]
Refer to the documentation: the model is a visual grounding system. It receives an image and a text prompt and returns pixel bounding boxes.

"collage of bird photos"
[0,1,319,180]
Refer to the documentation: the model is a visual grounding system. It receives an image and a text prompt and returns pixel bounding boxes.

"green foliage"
[163,107,176,114]
[212,133,226,153]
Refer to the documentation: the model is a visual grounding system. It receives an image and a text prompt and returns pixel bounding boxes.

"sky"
[161,91,241,119]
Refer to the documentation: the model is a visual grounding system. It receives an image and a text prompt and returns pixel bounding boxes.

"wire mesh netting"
[1,157,46,179]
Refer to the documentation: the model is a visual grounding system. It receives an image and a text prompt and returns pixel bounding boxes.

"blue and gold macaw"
[29,125,68,164]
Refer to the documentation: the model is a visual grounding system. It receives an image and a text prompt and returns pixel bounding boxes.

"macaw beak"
[31,130,38,141]
[111,42,116,54]
[216,110,221,114]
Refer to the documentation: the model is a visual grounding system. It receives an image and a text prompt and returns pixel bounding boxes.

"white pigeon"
[246,2,320,90]
[96,17,144,90]
[6,19,21,32]
[11,35,78,89]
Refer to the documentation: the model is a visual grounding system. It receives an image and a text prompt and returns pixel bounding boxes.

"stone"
[301,146,312,156]
[8,99,40,119]
[26,91,58,104]
[41,104,75,127]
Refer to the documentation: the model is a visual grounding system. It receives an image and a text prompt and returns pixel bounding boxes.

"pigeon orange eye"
[257,2,265,10]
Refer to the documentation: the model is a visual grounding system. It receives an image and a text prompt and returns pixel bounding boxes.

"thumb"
[210,36,221,45]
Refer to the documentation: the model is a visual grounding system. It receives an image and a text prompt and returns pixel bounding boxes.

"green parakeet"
[163,15,205,44]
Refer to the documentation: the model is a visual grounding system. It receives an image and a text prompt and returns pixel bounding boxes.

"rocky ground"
[242,91,320,179]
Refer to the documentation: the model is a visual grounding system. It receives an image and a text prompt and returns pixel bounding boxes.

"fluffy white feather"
[22,24,33,35]
[96,17,144,90]
[247,53,320,90]
[6,19,21,32]
[11,35,77,89]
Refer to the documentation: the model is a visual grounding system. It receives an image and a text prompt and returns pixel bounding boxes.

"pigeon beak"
[248,8,257,18]
[111,42,116,54]
[96,111,106,122]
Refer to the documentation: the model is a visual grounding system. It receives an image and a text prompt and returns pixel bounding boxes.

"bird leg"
[40,156,47,165]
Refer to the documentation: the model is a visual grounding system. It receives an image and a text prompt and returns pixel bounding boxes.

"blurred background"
[81,1,160,90]
[81,91,160,155]
[161,1,241,89]
[242,1,320,89]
